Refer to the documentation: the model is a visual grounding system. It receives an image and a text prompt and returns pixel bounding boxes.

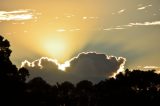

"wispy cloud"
[103,21,160,31]
[69,28,80,32]
[143,66,160,69]
[0,9,34,21]
[82,16,99,20]
[56,29,66,32]
[126,21,160,26]
[56,28,80,32]
[137,5,152,10]
[117,9,126,14]
[103,27,125,31]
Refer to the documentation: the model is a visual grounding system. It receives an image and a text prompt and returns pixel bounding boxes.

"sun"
[43,36,67,61]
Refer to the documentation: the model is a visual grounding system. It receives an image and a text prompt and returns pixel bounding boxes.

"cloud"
[82,16,99,20]
[143,66,159,69]
[0,9,34,21]
[104,27,125,31]
[117,9,126,14]
[21,52,126,84]
[65,52,126,82]
[56,29,66,32]
[126,21,160,26]
[56,28,80,32]
[137,5,152,10]
[103,21,160,31]
[69,28,80,32]
[21,57,67,84]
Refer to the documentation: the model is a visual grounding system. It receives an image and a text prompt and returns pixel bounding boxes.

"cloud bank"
[0,9,33,21]
[21,52,126,84]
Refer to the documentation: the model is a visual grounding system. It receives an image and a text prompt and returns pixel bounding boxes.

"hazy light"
[43,36,68,61]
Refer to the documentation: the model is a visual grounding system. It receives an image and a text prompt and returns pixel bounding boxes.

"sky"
[1,0,160,83]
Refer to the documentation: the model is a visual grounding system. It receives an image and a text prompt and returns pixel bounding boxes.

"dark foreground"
[0,35,160,106]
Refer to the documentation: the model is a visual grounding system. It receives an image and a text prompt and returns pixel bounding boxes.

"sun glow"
[43,36,67,62]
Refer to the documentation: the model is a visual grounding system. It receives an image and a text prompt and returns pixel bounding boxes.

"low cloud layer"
[21,52,126,84]
[0,10,33,21]
[137,66,160,74]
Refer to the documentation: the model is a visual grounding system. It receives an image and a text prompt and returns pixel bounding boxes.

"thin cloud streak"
[126,21,160,26]
[143,66,160,69]
[117,9,126,14]
[0,9,33,21]
[104,27,125,31]
[56,28,80,32]
[104,21,160,31]
[137,5,152,10]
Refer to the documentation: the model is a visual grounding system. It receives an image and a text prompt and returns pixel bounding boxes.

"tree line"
[0,35,160,106]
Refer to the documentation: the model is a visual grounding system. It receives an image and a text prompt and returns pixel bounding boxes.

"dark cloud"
[21,52,126,84]
[21,57,66,84]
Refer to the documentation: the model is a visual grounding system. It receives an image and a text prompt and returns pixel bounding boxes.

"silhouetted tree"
[0,35,18,81]
[114,69,160,105]
[57,81,75,106]
[18,67,30,82]
[26,77,52,106]
[0,35,29,105]
[75,80,94,106]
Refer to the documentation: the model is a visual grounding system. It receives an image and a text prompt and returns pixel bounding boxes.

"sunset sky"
[1,0,160,83]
